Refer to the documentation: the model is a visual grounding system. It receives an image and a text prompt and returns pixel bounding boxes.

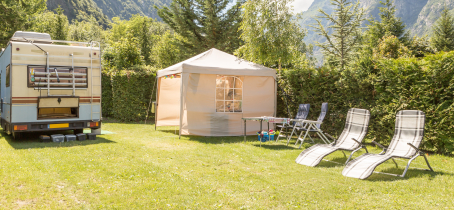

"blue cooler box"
[257,132,270,142]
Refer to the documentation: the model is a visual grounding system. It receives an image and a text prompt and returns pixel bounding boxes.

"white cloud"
[291,0,315,14]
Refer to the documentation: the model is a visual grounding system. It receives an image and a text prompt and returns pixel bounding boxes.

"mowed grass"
[0,121,453,209]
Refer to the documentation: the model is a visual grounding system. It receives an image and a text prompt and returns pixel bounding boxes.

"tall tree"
[156,0,244,54]
[431,7,454,52]
[366,0,410,47]
[29,6,69,40]
[313,0,365,69]
[0,0,46,46]
[236,0,307,69]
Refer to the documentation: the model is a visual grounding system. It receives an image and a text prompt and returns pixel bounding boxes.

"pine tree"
[54,6,69,40]
[313,0,365,69]
[236,0,307,68]
[366,0,409,47]
[431,7,454,52]
[156,0,244,54]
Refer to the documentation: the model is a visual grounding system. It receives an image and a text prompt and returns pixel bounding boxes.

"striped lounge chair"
[342,110,434,179]
[295,108,370,167]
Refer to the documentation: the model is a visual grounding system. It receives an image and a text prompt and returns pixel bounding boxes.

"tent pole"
[155,77,158,131]
[179,73,184,139]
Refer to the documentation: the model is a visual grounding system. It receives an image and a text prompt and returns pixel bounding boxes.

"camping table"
[242,117,291,144]
[289,119,331,147]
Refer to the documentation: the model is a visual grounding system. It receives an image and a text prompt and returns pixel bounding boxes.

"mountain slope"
[300,0,454,45]
[47,0,172,26]
[412,0,454,36]
[47,0,110,27]
[92,0,172,20]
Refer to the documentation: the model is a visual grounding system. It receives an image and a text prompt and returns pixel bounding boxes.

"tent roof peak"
[156,48,276,78]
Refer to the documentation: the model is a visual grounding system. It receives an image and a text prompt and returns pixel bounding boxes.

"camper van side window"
[216,75,243,113]
[6,65,10,87]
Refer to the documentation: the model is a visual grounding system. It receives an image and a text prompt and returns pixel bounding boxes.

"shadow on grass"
[252,144,301,150]
[364,166,451,182]
[316,156,348,168]
[2,131,115,150]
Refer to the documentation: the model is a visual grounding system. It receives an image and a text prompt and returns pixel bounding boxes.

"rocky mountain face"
[300,0,454,44]
[47,0,171,26]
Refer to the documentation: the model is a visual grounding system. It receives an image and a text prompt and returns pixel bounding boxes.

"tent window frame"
[215,75,243,113]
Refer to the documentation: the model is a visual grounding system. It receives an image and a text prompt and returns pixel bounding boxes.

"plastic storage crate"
[65,134,76,142]
[51,134,65,143]
[76,133,86,141]
[87,133,97,140]
[39,135,51,142]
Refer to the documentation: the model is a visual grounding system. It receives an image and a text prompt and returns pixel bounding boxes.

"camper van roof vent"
[10,31,52,42]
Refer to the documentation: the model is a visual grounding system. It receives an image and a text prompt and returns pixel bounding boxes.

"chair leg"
[308,133,315,144]
[345,147,361,165]
[287,127,295,146]
[422,152,434,172]
[276,125,285,142]
[392,158,398,168]
[401,154,419,178]
[341,151,347,158]
[296,130,309,148]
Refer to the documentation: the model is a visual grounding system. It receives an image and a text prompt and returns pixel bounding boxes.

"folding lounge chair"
[293,102,329,146]
[276,104,310,143]
[295,108,370,167]
[342,110,434,179]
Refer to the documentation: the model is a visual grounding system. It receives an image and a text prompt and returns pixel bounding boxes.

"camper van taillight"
[89,122,99,127]
[14,125,27,131]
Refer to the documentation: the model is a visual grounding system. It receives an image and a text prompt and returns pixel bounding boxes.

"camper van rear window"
[215,75,243,113]
[27,66,88,88]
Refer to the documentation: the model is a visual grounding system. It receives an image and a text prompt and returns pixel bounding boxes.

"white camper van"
[0,31,102,139]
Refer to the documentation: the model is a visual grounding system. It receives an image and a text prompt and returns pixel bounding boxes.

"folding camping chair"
[295,108,370,167]
[292,102,329,146]
[276,104,310,144]
[342,110,434,179]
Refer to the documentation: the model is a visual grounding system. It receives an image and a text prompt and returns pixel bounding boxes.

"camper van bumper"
[3,120,101,132]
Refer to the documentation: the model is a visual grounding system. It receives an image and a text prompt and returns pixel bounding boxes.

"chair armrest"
[372,141,387,150]
[407,143,422,153]
[351,138,362,145]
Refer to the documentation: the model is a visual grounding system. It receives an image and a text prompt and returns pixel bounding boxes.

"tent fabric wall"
[242,76,275,135]
[155,48,277,136]
[179,73,274,136]
[156,77,181,126]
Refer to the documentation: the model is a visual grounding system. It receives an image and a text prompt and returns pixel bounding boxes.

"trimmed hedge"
[278,51,454,154]
[102,67,157,122]
[101,73,113,117]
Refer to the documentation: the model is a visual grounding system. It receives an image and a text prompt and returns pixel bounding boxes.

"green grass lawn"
[1,121,453,209]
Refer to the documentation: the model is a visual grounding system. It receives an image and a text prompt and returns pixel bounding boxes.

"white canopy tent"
[156,48,277,137]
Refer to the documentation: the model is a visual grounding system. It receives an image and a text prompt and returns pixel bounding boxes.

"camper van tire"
[12,132,21,140]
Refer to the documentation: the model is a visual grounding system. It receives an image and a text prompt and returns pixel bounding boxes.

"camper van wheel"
[12,132,22,140]
[74,129,84,134]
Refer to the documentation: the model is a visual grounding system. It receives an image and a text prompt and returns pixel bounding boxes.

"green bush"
[279,51,454,154]
[102,66,157,122]
[101,73,113,117]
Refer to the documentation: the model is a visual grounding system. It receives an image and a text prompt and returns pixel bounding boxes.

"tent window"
[216,75,243,112]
